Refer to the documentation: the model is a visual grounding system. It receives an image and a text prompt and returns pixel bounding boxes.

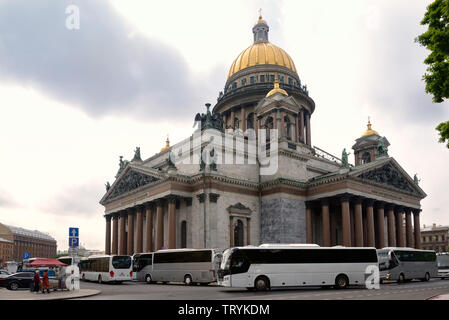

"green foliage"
[416,0,449,103]
[436,121,449,147]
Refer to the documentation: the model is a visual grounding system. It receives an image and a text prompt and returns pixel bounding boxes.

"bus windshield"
[112,256,132,269]
[220,249,232,270]
[437,255,449,268]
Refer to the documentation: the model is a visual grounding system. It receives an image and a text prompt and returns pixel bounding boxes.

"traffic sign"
[22,252,30,259]
[69,227,79,237]
[69,237,79,247]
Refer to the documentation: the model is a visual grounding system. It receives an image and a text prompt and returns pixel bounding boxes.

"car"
[0,272,34,290]
[0,270,10,279]
[0,272,59,291]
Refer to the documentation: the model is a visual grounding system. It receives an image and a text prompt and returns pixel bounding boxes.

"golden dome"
[266,79,288,98]
[361,119,379,137]
[160,136,170,152]
[227,42,297,80]
[254,15,267,26]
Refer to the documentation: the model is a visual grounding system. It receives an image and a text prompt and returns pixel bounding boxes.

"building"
[0,223,57,261]
[0,237,14,265]
[421,224,449,252]
[100,15,426,255]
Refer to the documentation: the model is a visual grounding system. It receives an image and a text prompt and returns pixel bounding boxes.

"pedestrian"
[33,269,40,293]
[42,269,50,294]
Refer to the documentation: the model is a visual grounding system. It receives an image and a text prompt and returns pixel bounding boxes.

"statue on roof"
[115,155,130,178]
[414,174,421,185]
[105,181,111,191]
[194,103,224,132]
[341,148,350,168]
[132,147,142,162]
[378,140,389,156]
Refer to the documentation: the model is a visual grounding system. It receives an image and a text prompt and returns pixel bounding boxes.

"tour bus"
[377,248,438,283]
[137,249,222,285]
[132,253,154,282]
[217,244,379,291]
[57,256,77,267]
[79,255,132,283]
[437,252,449,279]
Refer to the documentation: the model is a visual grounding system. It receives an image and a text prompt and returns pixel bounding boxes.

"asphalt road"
[76,278,449,300]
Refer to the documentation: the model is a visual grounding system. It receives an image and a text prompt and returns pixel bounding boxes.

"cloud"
[40,182,104,217]
[0,189,16,208]
[0,0,204,120]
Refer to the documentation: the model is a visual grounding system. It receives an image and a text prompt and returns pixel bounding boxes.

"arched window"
[234,118,240,129]
[181,221,187,248]
[284,116,292,140]
[247,113,254,129]
[361,152,371,164]
[234,220,244,247]
[264,116,274,139]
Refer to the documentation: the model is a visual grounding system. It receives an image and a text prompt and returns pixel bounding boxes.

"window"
[154,250,212,263]
[247,113,254,129]
[250,76,257,84]
[270,75,275,82]
[288,77,293,85]
[260,75,265,82]
[423,236,426,242]
[361,152,371,164]
[232,82,237,89]
[241,78,246,86]
[234,220,244,247]
[278,75,284,83]
[112,256,131,269]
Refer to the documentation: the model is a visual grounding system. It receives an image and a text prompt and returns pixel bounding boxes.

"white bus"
[132,253,153,282]
[140,249,222,285]
[217,244,379,291]
[377,248,438,283]
[79,255,132,284]
[437,253,449,279]
[57,256,78,266]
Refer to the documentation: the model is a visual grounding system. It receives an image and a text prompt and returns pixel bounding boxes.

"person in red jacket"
[32,270,40,293]
[41,269,50,294]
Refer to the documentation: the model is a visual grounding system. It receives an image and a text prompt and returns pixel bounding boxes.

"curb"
[0,289,102,300]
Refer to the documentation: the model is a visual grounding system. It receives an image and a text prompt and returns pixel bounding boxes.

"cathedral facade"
[100,16,426,255]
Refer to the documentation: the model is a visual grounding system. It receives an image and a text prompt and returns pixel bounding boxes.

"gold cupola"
[227,14,298,80]
[361,118,379,137]
[160,135,170,152]
[266,78,288,97]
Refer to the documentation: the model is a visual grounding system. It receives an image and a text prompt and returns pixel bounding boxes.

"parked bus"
[57,256,77,266]
[79,255,132,284]
[217,244,379,291]
[377,248,437,283]
[437,252,449,279]
[136,249,222,285]
[132,253,153,282]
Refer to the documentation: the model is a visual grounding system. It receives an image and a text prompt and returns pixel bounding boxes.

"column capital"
[135,204,145,213]
[412,208,422,215]
[404,207,413,214]
[119,210,127,218]
[365,199,375,206]
[197,193,207,203]
[209,193,220,203]
[155,198,164,207]
[375,201,386,209]
[353,196,363,205]
[394,205,405,213]
[167,195,178,204]
[321,198,329,206]
[104,214,112,222]
[340,193,351,202]
[185,197,193,207]
[385,203,395,211]
[126,207,135,216]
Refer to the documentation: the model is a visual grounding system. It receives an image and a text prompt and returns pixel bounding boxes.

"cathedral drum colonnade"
[101,15,426,255]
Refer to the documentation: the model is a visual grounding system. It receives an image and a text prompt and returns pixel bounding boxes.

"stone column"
[306,204,313,244]
[155,200,164,250]
[229,216,234,247]
[105,215,111,255]
[405,208,413,248]
[145,204,153,252]
[136,206,143,253]
[387,204,396,247]
[247,218,251,246]
[376,203,386,249]
[241,107,246,132]
[413,210,422,249]
[119,211,127,255]
[167,196,177,249]
[230,109,235,130]
[395,207,405,247]
[295,114,300,143]
[280,111,285,138]
[127,208,135,255]
[272,111,277,130]
[112,213,119,255]
[354,198,364,247]
[223,113,227,130]
[306,112,311,146]
[366,200,375,247]
[341,196,351,246]
[321,199,331,247]
[300,109,305,143]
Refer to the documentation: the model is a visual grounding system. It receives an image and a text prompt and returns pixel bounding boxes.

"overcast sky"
[0,0,447,252]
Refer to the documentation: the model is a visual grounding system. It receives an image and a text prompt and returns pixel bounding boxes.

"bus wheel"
[334,274,349,289]
[98,275,102,284]
[398,273,405,284]
[184,275,193,286]
[422,273,430,282]
[145,275,152,284]
[254,276,269,291]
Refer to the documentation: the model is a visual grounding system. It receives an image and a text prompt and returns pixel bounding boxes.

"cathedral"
[100,15,426,255]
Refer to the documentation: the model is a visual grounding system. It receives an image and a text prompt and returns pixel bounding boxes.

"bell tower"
[352,119,390,166]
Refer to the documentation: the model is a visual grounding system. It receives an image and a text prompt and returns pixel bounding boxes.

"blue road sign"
[22,252,30,259]
[69,227,79,237]
[69,237,79,247]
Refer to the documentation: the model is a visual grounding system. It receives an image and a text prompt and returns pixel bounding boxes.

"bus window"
[112,256,132,269]
[230,255,250,274]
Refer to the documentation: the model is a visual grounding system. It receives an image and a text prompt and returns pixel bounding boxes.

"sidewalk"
[427,293,449,300]
[0,288,101,300]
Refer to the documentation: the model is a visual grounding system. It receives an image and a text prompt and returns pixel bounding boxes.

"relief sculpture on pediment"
[106,171,159,201]
[357,164,414,193]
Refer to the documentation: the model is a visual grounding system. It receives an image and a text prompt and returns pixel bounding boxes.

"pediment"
[352,159,425,198]
[101,167,162,203]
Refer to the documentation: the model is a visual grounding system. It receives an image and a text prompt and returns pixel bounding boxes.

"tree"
[416,0,449,148]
